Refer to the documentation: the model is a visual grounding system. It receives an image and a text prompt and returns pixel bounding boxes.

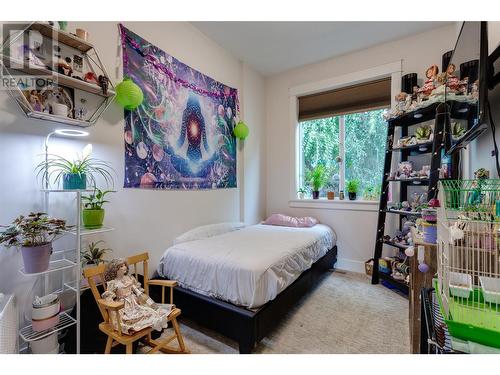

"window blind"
[298,78,391,121]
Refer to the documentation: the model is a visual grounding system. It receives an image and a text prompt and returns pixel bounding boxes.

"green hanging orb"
[115,77,144,110]
[233,121,249,140]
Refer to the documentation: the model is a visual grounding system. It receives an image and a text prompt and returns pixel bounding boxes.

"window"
[298,108,388,199]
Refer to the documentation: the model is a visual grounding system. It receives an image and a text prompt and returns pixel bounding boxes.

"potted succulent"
[0,212,70,273]
[35,144,114,190]
[306,165,328,199]
[81,188,115,229]
[297,187,307,199]
[346,179,360,200]
[81,240,112,287]
[415,124,432,143]
[451,122,465,141]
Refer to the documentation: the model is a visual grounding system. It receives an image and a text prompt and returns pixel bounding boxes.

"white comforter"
[157,224,335,308]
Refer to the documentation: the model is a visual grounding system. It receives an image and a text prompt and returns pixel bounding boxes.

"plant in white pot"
[0,212,71,273]
[35,144,114,190]
[81,189,115,229]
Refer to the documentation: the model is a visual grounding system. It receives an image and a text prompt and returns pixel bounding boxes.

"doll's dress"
[102,275,170,334]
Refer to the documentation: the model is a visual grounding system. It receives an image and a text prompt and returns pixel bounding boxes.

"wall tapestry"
[120,25,238,189]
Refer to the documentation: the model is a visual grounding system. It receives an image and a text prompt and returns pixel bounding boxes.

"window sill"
[289,198,379,212]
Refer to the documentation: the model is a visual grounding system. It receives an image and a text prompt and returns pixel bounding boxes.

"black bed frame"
[152,246,337,353]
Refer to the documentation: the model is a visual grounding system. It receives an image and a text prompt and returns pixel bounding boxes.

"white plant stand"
[18,189,114,354]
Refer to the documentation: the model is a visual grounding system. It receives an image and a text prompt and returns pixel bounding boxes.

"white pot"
[298,192,304,199]
[32,294,60,320]
[30,333,58,354]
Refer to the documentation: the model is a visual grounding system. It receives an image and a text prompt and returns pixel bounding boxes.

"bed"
[153,223,337,353]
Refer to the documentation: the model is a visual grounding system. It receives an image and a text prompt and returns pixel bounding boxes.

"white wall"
[265,24,460,272]
[0,22,266,320]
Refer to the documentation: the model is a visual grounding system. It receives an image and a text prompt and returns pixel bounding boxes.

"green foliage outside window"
[300,109,387,199]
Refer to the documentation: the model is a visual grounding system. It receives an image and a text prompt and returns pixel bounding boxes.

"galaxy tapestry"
[120,25,238,189]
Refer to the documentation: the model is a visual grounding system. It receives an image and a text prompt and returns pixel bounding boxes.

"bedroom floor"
[151,271,410,354]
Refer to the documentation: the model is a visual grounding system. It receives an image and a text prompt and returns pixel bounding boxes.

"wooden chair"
[83,252,189,354]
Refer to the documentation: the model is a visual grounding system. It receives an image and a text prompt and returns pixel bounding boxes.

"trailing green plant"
[0,212,70,248]
[305,165,328,191]
[81,240,112,266]
[297,187,307,194]
[82,189,115,210]
[415,124,432,140]
[346,179,360,194]
[35,144,114,188]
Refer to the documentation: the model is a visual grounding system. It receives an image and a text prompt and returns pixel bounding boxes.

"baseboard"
[335,258,365,274]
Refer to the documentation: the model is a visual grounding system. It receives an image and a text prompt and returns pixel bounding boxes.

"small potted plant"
[306,165,327,199]
[325,182,335,200]
[415,124,432,144]
[81,188,115,229]
[81,240,112,267]
[451,122,465,141]
[81,240,112,287]
[0,212,71,273]
[35,144,114,190]
[346,179,360,200]
[297,187,307,199]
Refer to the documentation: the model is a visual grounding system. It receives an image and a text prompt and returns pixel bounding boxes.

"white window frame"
[289,61,402,211]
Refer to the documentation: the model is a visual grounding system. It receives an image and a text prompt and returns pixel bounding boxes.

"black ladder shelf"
[370,100,473,294]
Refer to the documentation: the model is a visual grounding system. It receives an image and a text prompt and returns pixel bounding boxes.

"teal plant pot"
[82,209,105,229]
[63,173,86,190]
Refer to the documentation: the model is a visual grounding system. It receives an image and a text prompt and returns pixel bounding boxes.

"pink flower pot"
[21,243,52,274]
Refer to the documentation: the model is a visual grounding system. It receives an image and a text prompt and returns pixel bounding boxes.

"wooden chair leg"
[104,336,113,354]
[171,317,186,353]
[126,343,133,354]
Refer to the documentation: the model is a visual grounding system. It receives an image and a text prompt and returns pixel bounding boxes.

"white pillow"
[174,222,246,244]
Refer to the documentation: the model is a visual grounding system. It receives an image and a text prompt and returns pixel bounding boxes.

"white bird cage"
[436,179,500,348]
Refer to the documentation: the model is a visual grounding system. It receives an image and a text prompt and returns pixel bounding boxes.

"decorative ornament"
[115,77,144,110]
[428,198,441,208]
[404,246,415,257]
[233,121,249,140]
[418,262,430,273]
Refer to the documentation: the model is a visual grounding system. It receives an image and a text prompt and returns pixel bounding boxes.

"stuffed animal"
[39,86,73,115]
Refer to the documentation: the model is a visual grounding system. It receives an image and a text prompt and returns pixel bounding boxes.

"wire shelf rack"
[19,312,76,343]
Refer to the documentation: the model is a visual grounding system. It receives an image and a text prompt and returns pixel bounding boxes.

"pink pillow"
[263,214,318,228]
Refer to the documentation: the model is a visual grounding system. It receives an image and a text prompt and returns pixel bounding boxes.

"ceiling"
[192,22,452,76]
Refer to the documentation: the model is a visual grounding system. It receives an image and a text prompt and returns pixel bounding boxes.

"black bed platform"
[151,245,337,353]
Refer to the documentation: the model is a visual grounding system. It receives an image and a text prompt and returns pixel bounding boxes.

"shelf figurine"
[418,65,439,98]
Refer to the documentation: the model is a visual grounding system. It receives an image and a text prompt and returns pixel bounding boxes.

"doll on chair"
[102,259,173,335]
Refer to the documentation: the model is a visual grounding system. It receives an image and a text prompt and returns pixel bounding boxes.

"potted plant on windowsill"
[35,144,114,190]
[306,165,327,200]
[297,187,307,199]
[0,212,71,273]
[346,179,360,201]
[81,188,115,229]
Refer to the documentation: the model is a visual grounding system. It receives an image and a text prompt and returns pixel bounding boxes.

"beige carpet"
[152,270,410,354]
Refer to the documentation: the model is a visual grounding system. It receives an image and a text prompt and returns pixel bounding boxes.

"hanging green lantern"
[115,77,144,110]
[233,121,249,140]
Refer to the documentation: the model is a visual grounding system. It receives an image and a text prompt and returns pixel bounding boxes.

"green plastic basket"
[434,278,500,348]
[440,179,500,213]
